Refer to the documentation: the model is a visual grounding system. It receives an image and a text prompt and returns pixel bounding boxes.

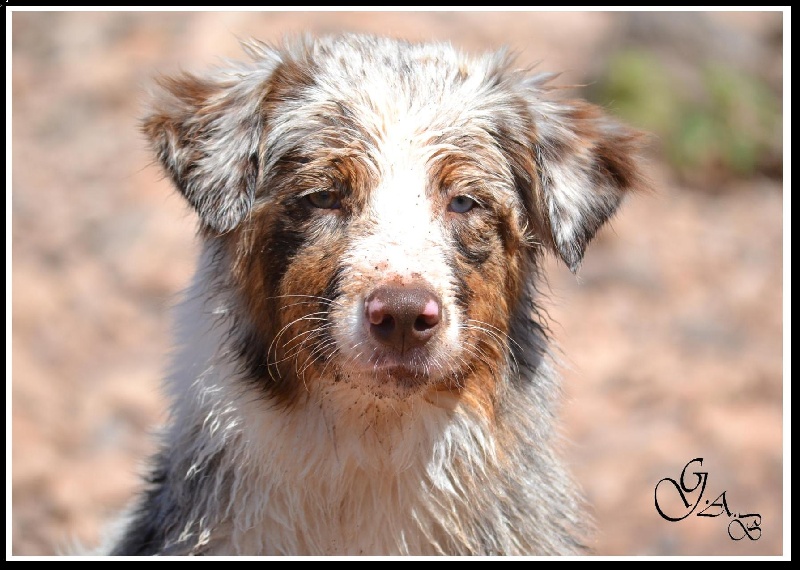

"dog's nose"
[364,284,442,353]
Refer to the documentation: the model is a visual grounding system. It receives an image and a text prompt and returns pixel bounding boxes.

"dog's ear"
[142,62,276,233]
[522,79,645,272]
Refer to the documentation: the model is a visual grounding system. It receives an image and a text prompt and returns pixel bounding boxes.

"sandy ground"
[10,10,785,557]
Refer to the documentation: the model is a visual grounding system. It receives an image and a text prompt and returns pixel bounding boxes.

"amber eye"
[448,195,476,214]
[306,190,342,209]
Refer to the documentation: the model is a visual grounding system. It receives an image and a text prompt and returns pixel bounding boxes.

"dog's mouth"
[329,349,443,397]
[374,365,430,389]
[334,367,440,401]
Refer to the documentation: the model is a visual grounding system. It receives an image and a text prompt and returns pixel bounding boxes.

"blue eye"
[448,195,476,214]
[307,191,342,209]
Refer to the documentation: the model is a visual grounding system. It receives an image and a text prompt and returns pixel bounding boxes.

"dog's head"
[144,34,644,409]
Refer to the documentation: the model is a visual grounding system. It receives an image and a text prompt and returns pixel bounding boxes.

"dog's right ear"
[143,62,277,233]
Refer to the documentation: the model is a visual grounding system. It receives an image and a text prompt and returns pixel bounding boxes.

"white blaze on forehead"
[358,126,449,282]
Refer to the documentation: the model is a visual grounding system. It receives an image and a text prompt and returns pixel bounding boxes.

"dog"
[105,33,644,556]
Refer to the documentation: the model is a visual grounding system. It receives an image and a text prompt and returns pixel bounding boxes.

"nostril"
[373,315,395,337]
[415,299,441,330]
[366,298,388,325]
[413,315,435,332]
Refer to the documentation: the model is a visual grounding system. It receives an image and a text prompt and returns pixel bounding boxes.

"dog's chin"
[331,363,444,401]
[374,365,431,390]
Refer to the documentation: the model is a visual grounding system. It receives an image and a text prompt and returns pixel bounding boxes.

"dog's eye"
[306,191,342,210]
[447,195,477,214]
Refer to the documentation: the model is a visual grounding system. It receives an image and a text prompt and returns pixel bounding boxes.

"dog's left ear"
[142,61,277,233]
[522,80,645,272]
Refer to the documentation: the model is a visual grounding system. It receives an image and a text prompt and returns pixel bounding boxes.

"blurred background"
[10,10,785,557]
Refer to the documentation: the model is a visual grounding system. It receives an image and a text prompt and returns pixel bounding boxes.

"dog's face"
[144,35,642,411]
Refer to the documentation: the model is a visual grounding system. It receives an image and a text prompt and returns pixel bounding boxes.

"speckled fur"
[107,34,644,556]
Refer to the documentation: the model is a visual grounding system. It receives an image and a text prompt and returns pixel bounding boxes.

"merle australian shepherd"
[106,34,644,556]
